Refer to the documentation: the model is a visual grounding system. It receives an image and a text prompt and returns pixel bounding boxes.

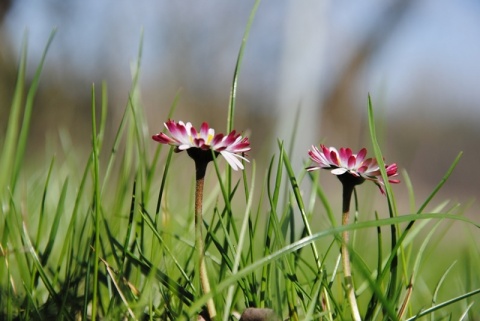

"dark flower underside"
[186,148,219,180]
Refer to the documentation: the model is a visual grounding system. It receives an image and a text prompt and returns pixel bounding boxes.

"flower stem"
[341,182,361,321]
[194,161,217,320]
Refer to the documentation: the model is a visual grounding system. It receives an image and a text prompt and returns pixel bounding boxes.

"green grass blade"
[352,246,398,320]
[367,96,400,305]
[155,147,174,221]
[121,180,137,270]
[11,29,56,190]
[402,170,416,214]
[304,285,322,321]
[307,170,336,226]
[223,162,256,321]
[227,0,261,133]
[364,211,383,319]
[374,152,464,304]
[259,155,279,308]
[397,220,443,319]
[147,89,181,192]
[90,84,102,321]
[0,34,27,193]
[416,152,463,214]
[280,141,321,272]
[405,288,480,321]
[459,302,474,321]
[40,178,69,266]
[367,95,398,211]
[35,157,55,248]
[431,261,457,320]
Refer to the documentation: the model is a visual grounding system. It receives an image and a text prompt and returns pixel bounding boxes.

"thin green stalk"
[91,84,101,321]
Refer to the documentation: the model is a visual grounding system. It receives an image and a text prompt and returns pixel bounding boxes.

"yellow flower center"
[206,133,214,145]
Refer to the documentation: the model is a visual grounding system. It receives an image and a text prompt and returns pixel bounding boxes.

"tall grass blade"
[12,29,56,190]
[40,178,69,265]
[280,141,321,272]
[223,162,256,321]
[90,84,102,321]
[227,0,261,133]
[35,157,55,248]
[0,34,27,193]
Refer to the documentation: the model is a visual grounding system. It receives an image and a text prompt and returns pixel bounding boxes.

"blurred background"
[0,0,479,216]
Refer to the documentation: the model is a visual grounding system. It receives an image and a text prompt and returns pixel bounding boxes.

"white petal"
[220,151,244,171]
[331,168,347,175]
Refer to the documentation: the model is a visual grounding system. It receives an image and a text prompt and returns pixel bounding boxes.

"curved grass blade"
[397,220,443,319]
[459,302,474,321]
[431,261,457,321]
[402,170,416,214]
[405,288,480,321]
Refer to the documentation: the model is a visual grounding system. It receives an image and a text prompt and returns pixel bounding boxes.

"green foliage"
[1,9,480,321]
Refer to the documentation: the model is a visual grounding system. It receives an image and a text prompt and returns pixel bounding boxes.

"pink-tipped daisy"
[307,144,400,194]
[152,120,251,171]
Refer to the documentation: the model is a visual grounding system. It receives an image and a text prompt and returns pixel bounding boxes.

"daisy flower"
[152,120,250,171]
[307,144,399,194]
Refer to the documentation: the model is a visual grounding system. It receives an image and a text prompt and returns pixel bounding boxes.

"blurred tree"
[320,0,414,144]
